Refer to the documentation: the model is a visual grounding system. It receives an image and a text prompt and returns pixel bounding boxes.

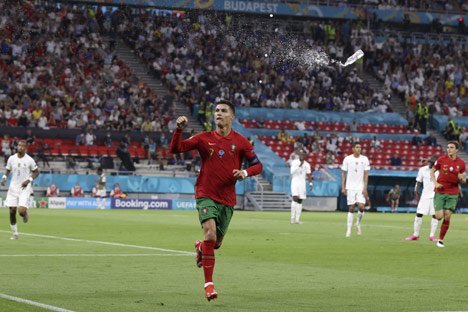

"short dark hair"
[352,141,361,147]
[448,141,459,149]
[216,99,235,115]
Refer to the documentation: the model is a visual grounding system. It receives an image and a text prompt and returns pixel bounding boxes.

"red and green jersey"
[433,155,465,195]
[170,128,263,206]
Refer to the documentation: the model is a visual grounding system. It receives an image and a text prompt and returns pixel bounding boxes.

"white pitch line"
[0,230,194,255]
[0,253,190,257]
[0,293,74,312]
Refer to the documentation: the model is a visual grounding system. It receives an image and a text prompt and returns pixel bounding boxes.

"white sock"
[430,217,439,237]
[10,223,18,235]
[347,212,354,233]
[290,202,296,223]
[413,216,423,236]
[295,203,302,223]
[356,211,363,226]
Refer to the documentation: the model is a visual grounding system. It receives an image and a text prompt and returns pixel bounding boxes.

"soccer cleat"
[22,213,29,223]
[194,240,202,268]
[346,230,351,238]
[436,240,445,248]
[428,236,436,241]
[10,234,18,240]
[405,235,419,241]
[204,282,218,301]
[295,221,303,225]
[356,225,362,236]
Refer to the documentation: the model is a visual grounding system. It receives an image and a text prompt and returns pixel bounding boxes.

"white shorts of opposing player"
[291,182,307,224]
[346,190,365,238]
[96,190,106,209]
[5,185,32,239]
[412,197,438,238]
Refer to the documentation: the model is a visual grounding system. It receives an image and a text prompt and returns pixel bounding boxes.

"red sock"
[439,220,450,240]
[202,240,216,284]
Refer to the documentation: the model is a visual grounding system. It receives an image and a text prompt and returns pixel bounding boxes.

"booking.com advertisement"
[41,197,196,210]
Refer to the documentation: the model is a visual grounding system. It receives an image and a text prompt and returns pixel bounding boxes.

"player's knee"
[215,242,222,249]
[431,215,437,219]
[416,213,423,218]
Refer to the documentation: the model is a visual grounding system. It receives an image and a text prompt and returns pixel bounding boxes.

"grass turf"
[0,208,467,311]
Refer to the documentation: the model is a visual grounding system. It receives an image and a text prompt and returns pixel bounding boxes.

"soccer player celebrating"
[430,141,466,248]
[290,150,312,224]
[405,156,439,241]
[1,140,39,240]
[170,99,263,301]
[341,142,370,237]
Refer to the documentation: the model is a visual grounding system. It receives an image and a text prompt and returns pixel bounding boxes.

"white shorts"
[291,182,306,199]
[5,186,32,208]
[416,197,435,216]
[96,190,106,198]
[347,190,366,206]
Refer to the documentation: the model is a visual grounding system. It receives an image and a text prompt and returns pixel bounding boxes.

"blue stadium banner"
[172,199,197,210]
[66,197,111,209]
[82,0,467,26]
[112,198,172,210]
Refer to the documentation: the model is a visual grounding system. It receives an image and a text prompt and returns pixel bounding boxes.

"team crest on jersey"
[202,208,208,214]
[449,166,453,172]
[231,144,236,152]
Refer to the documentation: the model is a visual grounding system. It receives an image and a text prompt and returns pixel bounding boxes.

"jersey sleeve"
[170,128,200,153]
[416,168,423,182]
[433,157,442,171]
[29,157,38,171]
[460,160,466,174]
[364,157,370,171]
[243,138,263,177]
[5,156,12,171]
[341,157,348,171]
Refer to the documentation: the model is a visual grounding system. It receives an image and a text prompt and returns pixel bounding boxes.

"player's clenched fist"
[177,116,188,129]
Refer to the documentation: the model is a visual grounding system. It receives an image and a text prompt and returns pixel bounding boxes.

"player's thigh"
[5,188,20,207]
[416,198,433,215]
[291,183,304,197]
[216,204,234,237]
[347,190,358,206]
[355,191,366,205]
[18,189,31,209]
[196,197,219,225]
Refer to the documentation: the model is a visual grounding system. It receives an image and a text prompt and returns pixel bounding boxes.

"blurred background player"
[96,167,107,209]
[1,140,39,240]
[290,150,312,224]
[170,99,263,301]
[431,141,466,248]
[387,184,401,213]
[405,156,439,241]
[46,183,60,197]
[71,182,84,197]
[341,142,370,238]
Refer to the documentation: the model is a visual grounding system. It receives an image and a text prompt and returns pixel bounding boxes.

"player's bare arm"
[363,170,369,198]
[1,169,11,186]
[21,168,39,188]
[430,167,442,189]
[458,172,466,184]
[341,170,347,195]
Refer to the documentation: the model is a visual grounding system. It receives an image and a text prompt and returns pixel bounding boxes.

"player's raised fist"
[177,116,188,129]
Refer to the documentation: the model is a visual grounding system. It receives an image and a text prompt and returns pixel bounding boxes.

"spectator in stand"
[412,133,423,146]
[1,134,12,165]
[76,132,85,146]
[390,155,403,166]
[71,182,84,197]
[110,183,126,199]
[36,140,50,168]
[459,130,468,149]
[370,136,382,151]
[46,183,60,197]
[85,129,96,146]
[25,129,35,145]
[104,132,113,147]
[424,132,438,147]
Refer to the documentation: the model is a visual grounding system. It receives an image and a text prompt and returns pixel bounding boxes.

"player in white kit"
[1,140,39,240]
[96,167,107,209]
[405,156,439,241]
[341,142,370,237]
[290,151,312,224]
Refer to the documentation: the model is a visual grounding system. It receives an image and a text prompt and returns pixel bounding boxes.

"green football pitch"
[0,209,467,312]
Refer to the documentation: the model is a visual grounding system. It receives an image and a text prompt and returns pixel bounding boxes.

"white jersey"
[342,154,370,191]
[290,159,311,185]
[6,153,38,189]
[416,165,437,199]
